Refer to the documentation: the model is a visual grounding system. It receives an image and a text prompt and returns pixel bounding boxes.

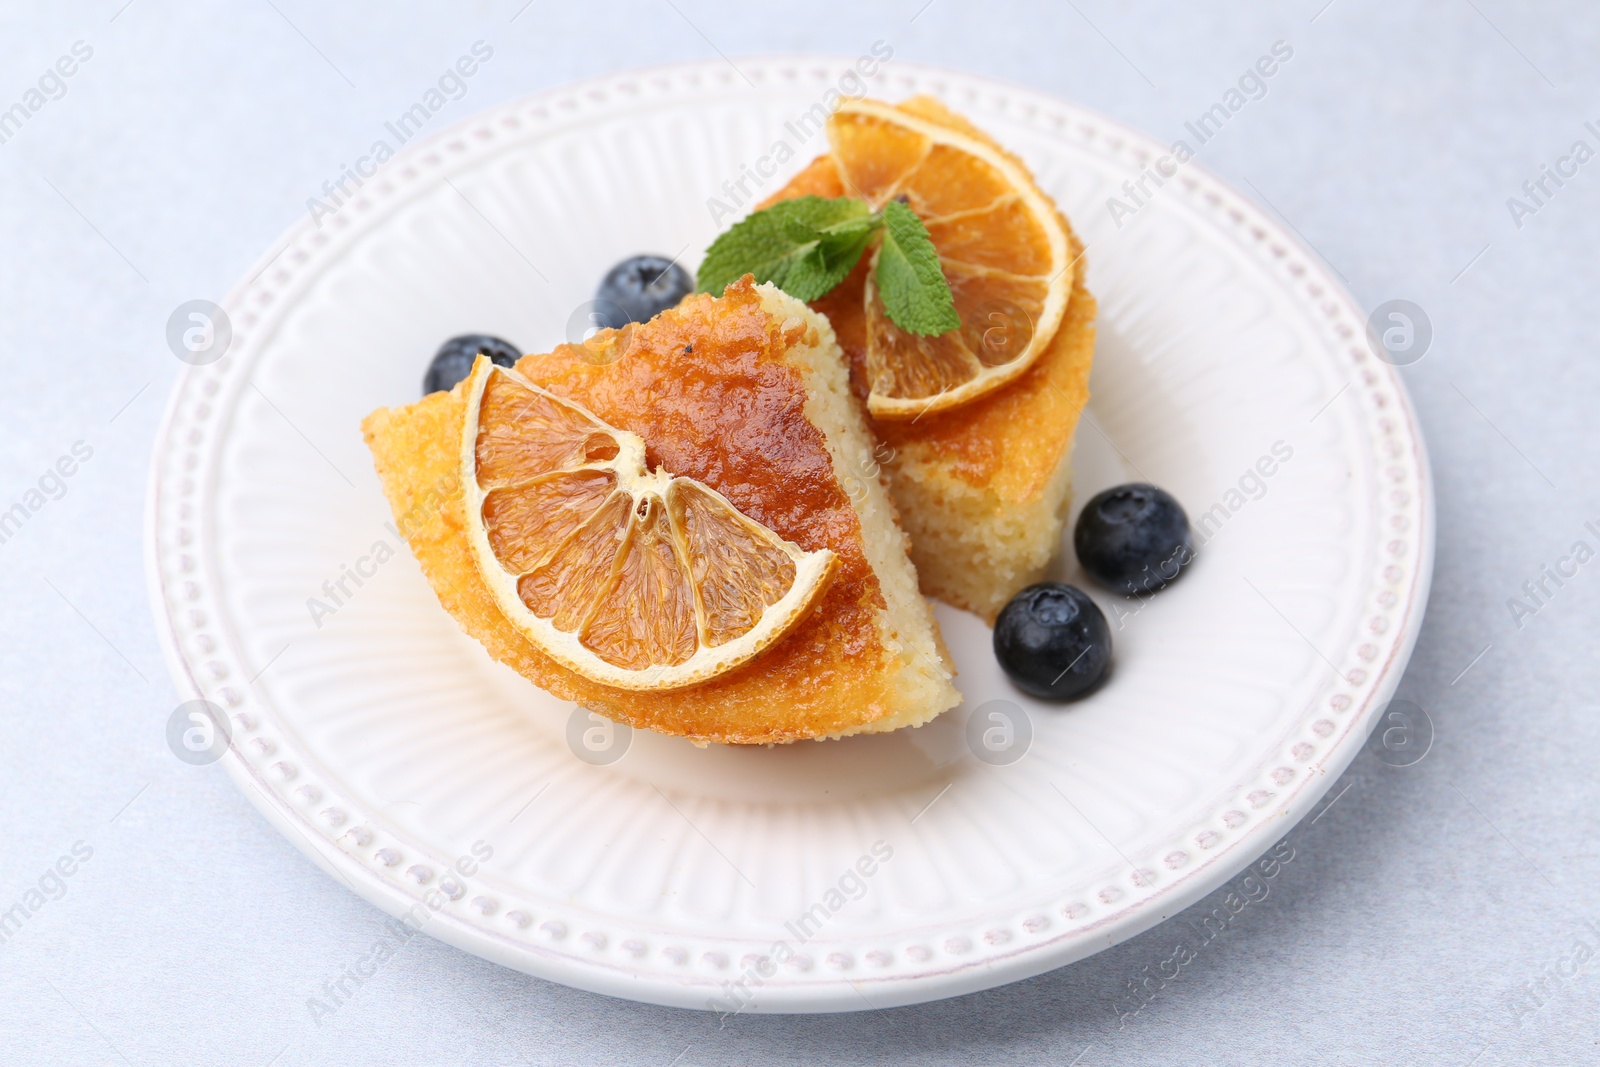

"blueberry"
[994,583,1112,701]
[1074,483,1194,596]
[423,334,520,396]
[595,255,693,329]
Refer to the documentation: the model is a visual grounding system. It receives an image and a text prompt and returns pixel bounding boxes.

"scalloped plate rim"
[143,55,1435,1013]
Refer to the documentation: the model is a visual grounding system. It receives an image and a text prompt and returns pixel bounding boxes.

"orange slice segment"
[459,357,837,690]
[824,98,1072,419]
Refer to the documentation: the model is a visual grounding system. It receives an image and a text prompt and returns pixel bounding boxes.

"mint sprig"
[696,195,958,337]
[875,200,960,337]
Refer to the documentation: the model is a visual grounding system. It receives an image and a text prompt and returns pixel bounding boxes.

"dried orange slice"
[825,98,1073,419]
[459,356,837,690]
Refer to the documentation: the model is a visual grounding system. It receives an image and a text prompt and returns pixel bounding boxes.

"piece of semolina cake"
[362,278,958,744]
[763,96,1097,622]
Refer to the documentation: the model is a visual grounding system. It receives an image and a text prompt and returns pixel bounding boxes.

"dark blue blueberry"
[423,334,520,396]
[1074,483,1194,596]
[993,583,1112,701]
[594,255,694,329]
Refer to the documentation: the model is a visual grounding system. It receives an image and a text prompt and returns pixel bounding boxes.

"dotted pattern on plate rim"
[148,59,1430,991]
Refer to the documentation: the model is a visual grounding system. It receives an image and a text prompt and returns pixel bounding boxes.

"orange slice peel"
[458,356,837,691]
[825,98,1074,419]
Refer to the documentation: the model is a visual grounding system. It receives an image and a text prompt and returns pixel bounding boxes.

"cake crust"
[363,279,957,743]
[762,97,1098,620]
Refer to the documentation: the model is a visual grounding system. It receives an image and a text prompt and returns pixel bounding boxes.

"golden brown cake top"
[516,277,881,624]
[761,98,1097,505]
[363,278,911,743]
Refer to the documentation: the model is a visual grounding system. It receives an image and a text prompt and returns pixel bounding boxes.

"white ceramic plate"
[146,58,1433,1013]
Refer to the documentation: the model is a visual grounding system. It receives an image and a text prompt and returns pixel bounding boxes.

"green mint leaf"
[783,212,879,300]
[874,199,960,337]
[696,196,878,302]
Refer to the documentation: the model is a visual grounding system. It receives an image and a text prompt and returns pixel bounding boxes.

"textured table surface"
[2,2,1597,1064]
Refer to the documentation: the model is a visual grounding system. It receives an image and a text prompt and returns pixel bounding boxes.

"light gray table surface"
[2,1,1596,1064]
